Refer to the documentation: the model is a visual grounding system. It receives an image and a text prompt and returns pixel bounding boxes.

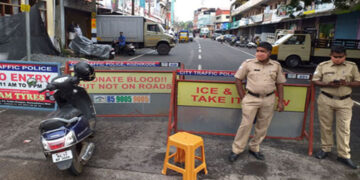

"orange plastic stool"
[162,132,208,180]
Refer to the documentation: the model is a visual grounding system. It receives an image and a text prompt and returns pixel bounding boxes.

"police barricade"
[65,61,182,117]
[0,60,61,111]
[168,69,315,155]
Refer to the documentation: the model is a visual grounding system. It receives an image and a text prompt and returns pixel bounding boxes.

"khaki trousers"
[232,93,275,154]
[317,93,353,159]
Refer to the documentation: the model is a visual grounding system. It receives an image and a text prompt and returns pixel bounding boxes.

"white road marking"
[198,54,202,60]
[198,64,202,70]
[128,50,155,61]
[0,110,7,114]
[353,100,360,106]
[224,44,295,73]
[199,49,202,53]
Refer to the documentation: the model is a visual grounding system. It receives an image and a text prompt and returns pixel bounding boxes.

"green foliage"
[174,20,193,31]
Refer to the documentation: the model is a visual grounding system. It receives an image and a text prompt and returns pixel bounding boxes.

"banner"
[0,61,60,110]
[177,81,307,112]
[79,72,173,93]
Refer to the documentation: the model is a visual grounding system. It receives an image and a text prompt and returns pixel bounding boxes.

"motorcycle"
[69,35,115,60]
[235,40,248,47]
[112,41,136,56]
[38,62,96,175]
[247,42,257,48]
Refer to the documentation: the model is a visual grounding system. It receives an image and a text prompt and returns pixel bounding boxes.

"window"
[216,16,220,20]
[147,24,158,32]
[284,35,306,45]
[226,16,230,19]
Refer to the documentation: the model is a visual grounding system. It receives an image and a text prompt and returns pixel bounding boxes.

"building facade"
[215,8,230,33]
[97,0,171,27]
[229,0,360,43]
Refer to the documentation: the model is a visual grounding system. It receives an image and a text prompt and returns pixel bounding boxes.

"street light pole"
[132,0,135,15]
[60,0,65,49]
[25,0,31,61]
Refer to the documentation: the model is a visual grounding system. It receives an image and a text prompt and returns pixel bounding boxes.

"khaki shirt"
[312,60,360,96]
[234,58,286,94]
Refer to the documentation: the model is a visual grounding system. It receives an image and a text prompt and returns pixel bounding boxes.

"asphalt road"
[0,37,360,179]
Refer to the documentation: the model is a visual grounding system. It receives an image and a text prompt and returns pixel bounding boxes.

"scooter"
[38,62,96,175]
[247,42,257,48]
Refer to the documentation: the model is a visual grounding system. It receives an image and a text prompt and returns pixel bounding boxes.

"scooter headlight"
[64,131,76,147]
[41,137,50,151]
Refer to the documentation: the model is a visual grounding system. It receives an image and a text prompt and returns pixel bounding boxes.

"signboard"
[68,61,180,68]
[21,4,31,12]
[93,95,150,104]
[79,72,173,94]
[177,81,307,112]
[0,61,60,110]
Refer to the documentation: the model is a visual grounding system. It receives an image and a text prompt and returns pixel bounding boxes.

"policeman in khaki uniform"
[229,42,286,162]
[312,46,360,169]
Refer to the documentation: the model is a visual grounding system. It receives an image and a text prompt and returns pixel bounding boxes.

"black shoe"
[337,157,358,169]
[314,150,329,159]
[228,152,240,163]
[248,150,265,160]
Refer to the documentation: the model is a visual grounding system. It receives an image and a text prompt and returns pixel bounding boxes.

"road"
[0,38,359,179]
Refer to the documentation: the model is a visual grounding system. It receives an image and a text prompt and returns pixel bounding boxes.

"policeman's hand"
[277,101,284,112]
[328,81,341,87]
[339,79,347,86]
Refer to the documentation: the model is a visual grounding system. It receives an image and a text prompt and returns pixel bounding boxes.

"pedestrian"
[229,42,286,162]
[67,21,75,45]
[74,23,82,37]
[312,45,360,169]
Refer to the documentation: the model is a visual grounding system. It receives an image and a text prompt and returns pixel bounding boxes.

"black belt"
[247,90,274,98]
[321,91,350,100]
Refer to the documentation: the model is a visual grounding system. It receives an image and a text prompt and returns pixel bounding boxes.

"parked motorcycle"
[247,42,257,48]
[38,62,96,175]
[235,40,248,47]
[69,35,115,60]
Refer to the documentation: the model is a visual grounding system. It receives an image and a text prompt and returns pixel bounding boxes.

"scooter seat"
[39,119,68,132]
[49,105,82,120]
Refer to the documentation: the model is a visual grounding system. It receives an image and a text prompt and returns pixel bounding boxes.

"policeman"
[312,45,360,169]
[229,42,286,162]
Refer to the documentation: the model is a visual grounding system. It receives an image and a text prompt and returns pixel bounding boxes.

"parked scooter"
[247,41,257,48]
[236,40,248,47]
[38,62,96,175]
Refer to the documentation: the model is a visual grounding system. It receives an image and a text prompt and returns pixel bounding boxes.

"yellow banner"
[177,82,308,112]
[79,72,173,93]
